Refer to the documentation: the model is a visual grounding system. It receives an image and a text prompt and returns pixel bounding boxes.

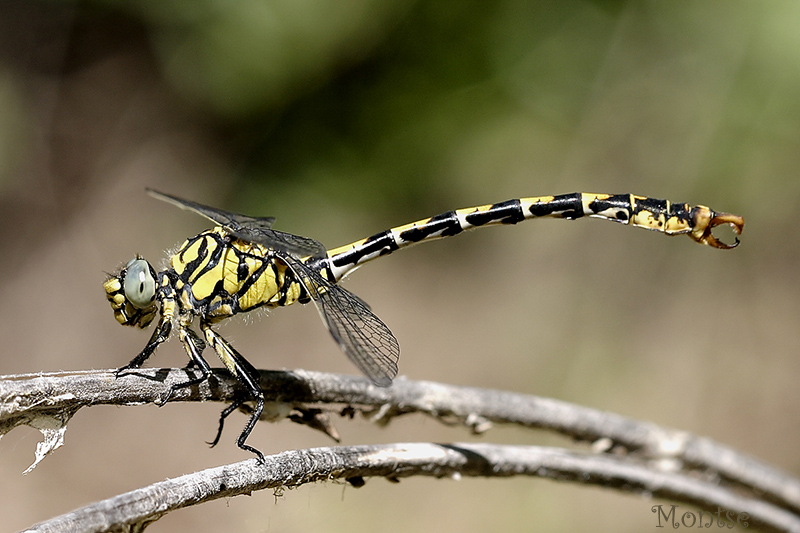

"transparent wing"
[282,255,399,387]
[147,188,276,230]
[233,227,326,258]
[147,189,325,258]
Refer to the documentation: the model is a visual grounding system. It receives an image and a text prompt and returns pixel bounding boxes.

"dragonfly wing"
[147,189,275,230]
[148,189,325,257]
[232,227,326,258]
[283,256,399,387]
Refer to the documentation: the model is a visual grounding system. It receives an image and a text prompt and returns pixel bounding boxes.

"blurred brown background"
[0,1,797,531]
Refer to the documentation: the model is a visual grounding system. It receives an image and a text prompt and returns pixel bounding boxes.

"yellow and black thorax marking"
[169,227,311,321]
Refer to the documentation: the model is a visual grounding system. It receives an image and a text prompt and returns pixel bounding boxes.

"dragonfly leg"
[207,399,245,448]
[116,314,172,375]
[116,280,177,375]
[200,320,266,462]
[157,324,212,406]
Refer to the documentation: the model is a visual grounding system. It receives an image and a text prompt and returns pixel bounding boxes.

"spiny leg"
[116,279,177,375]
[200,320,266,462]
[208,398,245,448]
[157,323,213,406]
[116,314,172,375]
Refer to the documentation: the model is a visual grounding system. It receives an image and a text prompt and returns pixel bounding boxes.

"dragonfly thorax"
[169,227,305,321]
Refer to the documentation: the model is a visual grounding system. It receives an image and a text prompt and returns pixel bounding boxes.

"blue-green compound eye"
[124,258,156,309]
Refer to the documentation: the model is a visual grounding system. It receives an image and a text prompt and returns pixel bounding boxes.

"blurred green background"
[1,1,798,531]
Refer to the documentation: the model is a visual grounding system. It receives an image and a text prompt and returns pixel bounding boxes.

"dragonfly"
[104,189,744,460]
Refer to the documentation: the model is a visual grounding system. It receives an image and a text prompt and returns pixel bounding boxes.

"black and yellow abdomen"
[170,227,304,320]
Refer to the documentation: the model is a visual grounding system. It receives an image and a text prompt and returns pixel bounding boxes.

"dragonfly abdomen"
[326,192,744,281]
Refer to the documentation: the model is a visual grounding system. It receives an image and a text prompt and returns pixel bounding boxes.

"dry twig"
[2,368,799,531]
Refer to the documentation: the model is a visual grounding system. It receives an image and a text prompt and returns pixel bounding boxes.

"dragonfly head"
[104,257,158,328]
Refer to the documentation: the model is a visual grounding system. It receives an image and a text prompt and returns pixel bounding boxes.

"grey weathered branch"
[20,442,800,533]
[2,368,799,531]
